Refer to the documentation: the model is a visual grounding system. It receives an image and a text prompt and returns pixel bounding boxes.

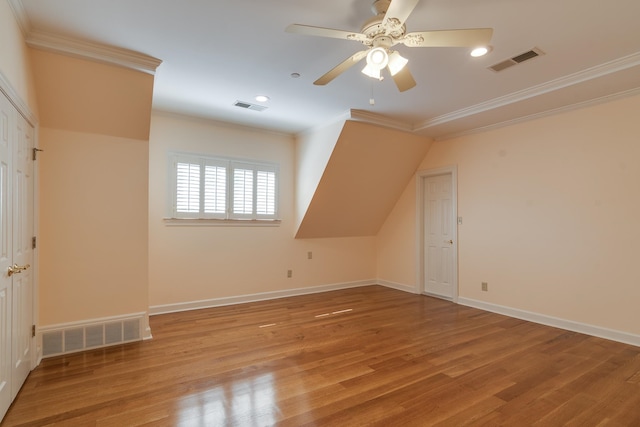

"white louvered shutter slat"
[256,170,275,216]
[204,164,226,215]
[176,162,200,213]
[233,168,253,215]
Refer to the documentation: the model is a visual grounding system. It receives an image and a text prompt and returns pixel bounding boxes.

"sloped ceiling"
[30,49,155,140]
[296,120,431,238]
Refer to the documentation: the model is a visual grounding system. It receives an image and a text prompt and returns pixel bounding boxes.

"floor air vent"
[234,101,267,112]
[489,47,545,72]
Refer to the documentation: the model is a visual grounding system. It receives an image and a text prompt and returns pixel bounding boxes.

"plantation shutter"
[170,152,278,220]
[233,168,254,216]
[256,170,276,217]
[204,161,227,217]
[176,161,200,214]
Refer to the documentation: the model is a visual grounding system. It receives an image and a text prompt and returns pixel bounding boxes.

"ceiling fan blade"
[286,24,369,43]
[391,66,416,92]
[314,50,368,86]
[403,28,493,47]
[382,0,420,28]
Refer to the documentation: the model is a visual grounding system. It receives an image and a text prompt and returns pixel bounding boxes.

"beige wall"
[33,50,152,326]
[148,113,376,307]
[39,128,149,324]
[378,93,640,335]
[377,176,420,287]
[0,0,38,114]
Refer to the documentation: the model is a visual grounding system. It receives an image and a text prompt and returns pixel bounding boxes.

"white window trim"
[166,151,280,225]
[163,218,282,227]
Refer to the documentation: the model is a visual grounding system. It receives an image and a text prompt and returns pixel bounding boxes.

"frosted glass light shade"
[366,47,389,70]
[387,51,408,76]
[361,64,381,79]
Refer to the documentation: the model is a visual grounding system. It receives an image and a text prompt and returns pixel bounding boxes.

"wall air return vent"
[41,315,144,357]
[488,47,545,72]
[234,101,267,112]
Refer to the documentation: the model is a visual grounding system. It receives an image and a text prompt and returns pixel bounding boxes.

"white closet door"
[11,113,33,399]
[0,91,15,419]
[0,91,35,420]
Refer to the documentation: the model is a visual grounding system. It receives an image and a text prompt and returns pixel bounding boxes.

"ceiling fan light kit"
[286,0,493,92]
[367,47,389,70]
[362,47,390,79]
[387,51,409,76]
[361,64,382,79]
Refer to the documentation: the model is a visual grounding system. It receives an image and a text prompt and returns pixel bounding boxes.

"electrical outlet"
[307,251,313,260]
[481,282,488,291]
[287,270,292,278]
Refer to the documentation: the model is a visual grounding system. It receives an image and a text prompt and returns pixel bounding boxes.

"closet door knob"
[7,263,30,277]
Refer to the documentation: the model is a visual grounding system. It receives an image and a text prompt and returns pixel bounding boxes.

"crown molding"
[295,109,415,140]
[26,31,162,75]
[417,51,640,132]
[435,86,640,142]
[7,0,31,36]
[348,109,414,132]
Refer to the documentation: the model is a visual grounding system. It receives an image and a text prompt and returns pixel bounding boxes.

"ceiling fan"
[286,0,493,92]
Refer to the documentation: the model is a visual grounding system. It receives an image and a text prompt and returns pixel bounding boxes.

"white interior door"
[423,173,456,299]
[11,113,33,398]
[0,92,15,419]
[0,91,34,419]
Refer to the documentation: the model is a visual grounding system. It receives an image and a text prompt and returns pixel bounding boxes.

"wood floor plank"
[3,286,640,426]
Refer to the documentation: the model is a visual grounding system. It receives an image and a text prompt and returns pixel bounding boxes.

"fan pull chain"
[369,81,375,106]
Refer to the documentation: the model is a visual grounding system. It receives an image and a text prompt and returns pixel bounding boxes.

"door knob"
[445,240,453,244]
[7,263,30,277]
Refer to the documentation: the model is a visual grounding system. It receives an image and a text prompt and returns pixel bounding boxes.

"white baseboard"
[149,280,379,315]
[458,297,640,348]
[376,279,418,294]
[36,287,639,361]
[39,312,148,358]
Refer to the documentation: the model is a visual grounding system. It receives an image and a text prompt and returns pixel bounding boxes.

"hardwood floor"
[4,286,640,426]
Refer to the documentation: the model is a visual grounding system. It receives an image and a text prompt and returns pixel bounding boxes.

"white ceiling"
[15,0,640,138]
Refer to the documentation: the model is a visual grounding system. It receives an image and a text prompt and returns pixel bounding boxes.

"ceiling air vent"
[488,47,545,72]
[233,101,267,112]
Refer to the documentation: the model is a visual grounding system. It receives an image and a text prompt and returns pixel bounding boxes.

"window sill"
[163,218,282,227]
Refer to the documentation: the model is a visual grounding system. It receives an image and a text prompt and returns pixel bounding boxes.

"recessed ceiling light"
[471,46,491,57]
[255,95,270,103]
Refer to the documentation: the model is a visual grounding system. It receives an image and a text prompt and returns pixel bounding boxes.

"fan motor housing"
[371,35,393,49]
[361,0,407,42]
[361,16,384,37]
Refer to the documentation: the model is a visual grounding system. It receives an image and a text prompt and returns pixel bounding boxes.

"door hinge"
[32,236,37,249]
[32,325,36,338]
[33,148,44,161]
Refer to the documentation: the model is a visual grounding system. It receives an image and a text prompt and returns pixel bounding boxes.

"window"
[169,152,278,221]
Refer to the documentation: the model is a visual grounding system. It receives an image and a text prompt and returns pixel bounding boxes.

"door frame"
[416,165,458,302]
[0,74,39,369]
